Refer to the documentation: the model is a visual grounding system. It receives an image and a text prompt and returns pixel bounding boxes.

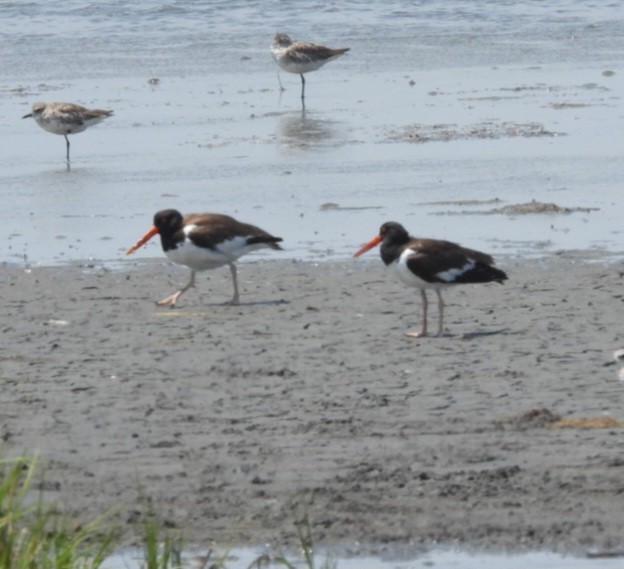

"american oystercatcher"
[353,222,508,338]
[126,209,283,307]
[22,102,113,171]
[270,33,349,107]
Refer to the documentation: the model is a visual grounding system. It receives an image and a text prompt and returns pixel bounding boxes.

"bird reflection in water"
[276,111,342,150]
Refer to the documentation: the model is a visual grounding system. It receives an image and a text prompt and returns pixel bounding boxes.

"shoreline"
[3,239,624,272]
[2,252,624,553]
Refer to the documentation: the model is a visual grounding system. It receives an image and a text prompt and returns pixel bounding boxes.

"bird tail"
[454,263,508,284]
[493,267,508,284]
[247,236,283,250]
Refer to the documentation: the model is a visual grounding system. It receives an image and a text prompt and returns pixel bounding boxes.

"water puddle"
[105,547,624,569]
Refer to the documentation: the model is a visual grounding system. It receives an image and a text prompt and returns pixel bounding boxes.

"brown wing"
[183,214,283,250]
[54,103,89,114]
[49,103,112,125]
[83,108,113,120]
[410,238,494,264]
[288,42,349,64]
[405,238,506,284]
[51,104,90,126]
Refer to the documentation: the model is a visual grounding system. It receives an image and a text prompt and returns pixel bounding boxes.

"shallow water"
[107,546,624,569]
[1,0,623,266]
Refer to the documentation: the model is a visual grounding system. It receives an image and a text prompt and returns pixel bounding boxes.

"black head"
[153,209,184,232]
[379,221,410,245]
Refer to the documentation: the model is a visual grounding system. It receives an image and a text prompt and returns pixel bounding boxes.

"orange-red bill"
[353,234,382,258]
[126,225,159,255]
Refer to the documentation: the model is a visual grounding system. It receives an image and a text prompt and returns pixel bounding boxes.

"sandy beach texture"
[2,253,624,553]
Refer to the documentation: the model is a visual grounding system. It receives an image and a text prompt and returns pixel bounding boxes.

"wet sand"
[4,64,623,265]
[2,252,624,554]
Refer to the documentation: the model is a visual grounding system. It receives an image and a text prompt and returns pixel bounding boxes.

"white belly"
[36,115,104,135]
[276,56,326,75]
[391,249,452,290]
[165,234,267,271]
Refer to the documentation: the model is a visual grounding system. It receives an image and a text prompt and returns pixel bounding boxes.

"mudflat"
[2,253,624,553]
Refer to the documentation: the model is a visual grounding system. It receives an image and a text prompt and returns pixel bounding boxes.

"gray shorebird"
[270,33,349,107]
[614,348,624,381]
[22,102,113,171]
[126,209,283,307]
[354,222,508,338]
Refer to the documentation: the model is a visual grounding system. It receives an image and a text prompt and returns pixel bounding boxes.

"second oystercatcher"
[353,221,508,337]
[22,102,113,171]
[126,209,283,307]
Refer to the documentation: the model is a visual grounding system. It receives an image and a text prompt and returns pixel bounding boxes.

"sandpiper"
[614,349,624,381]
[23,102,113,171]
[126,209,283,307]
[270,33,349,107]
[354,222,508,338]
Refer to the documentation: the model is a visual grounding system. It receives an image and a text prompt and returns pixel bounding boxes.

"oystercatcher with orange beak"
[353,222,507,337]
[126,209,283,307]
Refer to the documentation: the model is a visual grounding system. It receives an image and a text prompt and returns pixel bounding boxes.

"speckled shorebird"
[126,209,283,307]
[613,348,624,381]
[270,33,349,106]
[22,102,113,171]
[353,222,508,338]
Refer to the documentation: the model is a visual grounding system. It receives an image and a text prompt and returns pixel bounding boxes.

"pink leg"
[223,263,240,305]
[155,270,195,307]
[434,289,445,337]
[405,289,429,338]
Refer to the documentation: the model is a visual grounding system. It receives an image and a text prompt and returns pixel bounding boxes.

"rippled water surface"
[1,1,623,265]
[107,546,624,569]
